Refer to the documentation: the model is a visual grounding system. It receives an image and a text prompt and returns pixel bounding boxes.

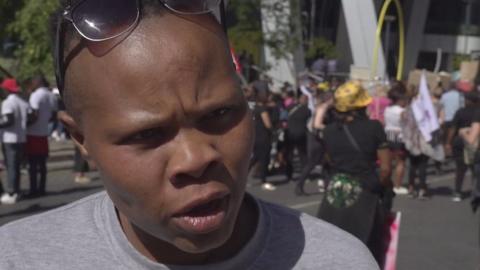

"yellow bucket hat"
[334,81,372,112]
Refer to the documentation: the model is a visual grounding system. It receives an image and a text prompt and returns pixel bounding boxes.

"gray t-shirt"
[0,192,379,269]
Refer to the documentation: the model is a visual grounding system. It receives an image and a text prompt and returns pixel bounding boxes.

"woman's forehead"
[66,11,235,120]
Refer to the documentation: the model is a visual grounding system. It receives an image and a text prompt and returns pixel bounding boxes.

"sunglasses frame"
[55,0,227,95]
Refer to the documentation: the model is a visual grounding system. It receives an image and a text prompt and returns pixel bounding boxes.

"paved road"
[0,141,478,270]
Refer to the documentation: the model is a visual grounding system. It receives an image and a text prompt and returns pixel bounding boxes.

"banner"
[383,212,402,270]
[460,61,479,82]
[411,72,440,142]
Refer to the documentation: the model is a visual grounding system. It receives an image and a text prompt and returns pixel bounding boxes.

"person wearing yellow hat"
[317,81,392,266]
[333,81,373,113]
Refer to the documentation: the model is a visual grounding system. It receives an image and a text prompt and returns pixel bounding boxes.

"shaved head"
[57,4,256,264]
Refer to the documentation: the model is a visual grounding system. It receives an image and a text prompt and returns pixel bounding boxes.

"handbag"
[317,125,382,243]
[464,139,478,165]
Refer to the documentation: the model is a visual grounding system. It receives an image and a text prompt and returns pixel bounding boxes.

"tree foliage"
[305,37,338,61]
[0,0,22,41]
[227,0,306,68]
[6,0,60,81]
[261,0,302,61]
[0,0,333,80]
[227,0,264,64]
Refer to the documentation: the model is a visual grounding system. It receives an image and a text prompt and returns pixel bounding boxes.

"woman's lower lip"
[172,200,228,234]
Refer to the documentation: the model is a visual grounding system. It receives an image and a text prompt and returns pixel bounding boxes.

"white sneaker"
[261,183,276,191]
[393,187,409,195]
[1,193,18,204]
[451,193,462,202]
[51,131,60,141]
[74,176,92,184]
[317,179,325,193]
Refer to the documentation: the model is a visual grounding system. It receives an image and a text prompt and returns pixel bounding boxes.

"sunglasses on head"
[55,0,227,95]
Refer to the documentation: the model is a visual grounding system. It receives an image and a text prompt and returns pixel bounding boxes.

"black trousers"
[285,133,307,180]
[408,154,429,190]
[250,140,271,183]
[297,132,324,188]
[29,155,47,194]
[453,138,474,194]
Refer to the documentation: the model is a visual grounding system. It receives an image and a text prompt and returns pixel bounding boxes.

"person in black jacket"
[318,81,392,266]
[250,90,276,191]
[446,92,480,202]
[285,95,311,181]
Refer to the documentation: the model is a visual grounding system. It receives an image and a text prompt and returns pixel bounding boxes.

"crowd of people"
[246,72,480,263]
[0,3,381,268]
[0,76,57,204]
[0,76,90,205]
[2,1,480,268]
[247,73,480,199]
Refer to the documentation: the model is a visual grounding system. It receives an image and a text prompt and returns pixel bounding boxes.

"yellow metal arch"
[371,0,405,80]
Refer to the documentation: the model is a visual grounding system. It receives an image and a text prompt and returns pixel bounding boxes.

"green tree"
[227,0,264,64]
[0,0,24,77]
[7,0,59,81]
[261,0,302,61]
[228,0,304,70]
[305,37,338,62]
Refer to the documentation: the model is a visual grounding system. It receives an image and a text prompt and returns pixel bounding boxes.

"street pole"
[384,15,396,79]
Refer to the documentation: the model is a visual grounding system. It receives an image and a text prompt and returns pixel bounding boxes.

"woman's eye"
[130,128,162,142]
[207,107,232,120]
[214,108,231,117]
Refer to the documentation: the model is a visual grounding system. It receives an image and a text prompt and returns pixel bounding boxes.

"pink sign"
[384,212,402,270]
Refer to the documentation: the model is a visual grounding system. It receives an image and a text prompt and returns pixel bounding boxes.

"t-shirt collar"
[100,192,268,270]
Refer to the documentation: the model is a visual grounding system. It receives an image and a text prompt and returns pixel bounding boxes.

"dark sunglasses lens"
[164,0,220,13]
[72,0,138,40]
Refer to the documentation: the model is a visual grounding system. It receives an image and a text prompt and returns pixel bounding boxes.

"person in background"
[432,85,446,127]
[285,94,311,181]
[401,86,444,200]
[50,87,67,141]
[311,52,327,76]
[267,93,286,173]
[446,92,480,202]
[441,82,464,137]
[0,1,379,268]
[295,89,334,196]
[460,100,480,168]
[0,78,31,204]
[252,74,270,98]
[318,81,392,266]
[326,58,338,76]
[431,85,446,174]
[299,80,317,113]
[282,90,295,109]
[368,84,390,125]
[250,90,276,191]
[459,92,480,247]
[26,75,58,196]
[384,81,409,195]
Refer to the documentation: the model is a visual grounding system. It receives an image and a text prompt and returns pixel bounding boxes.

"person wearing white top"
[384,82,409,196]
[26,76,58,196]
[0,78,32,204]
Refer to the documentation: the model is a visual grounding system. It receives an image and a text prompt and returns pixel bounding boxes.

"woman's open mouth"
[172,194,229,234]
